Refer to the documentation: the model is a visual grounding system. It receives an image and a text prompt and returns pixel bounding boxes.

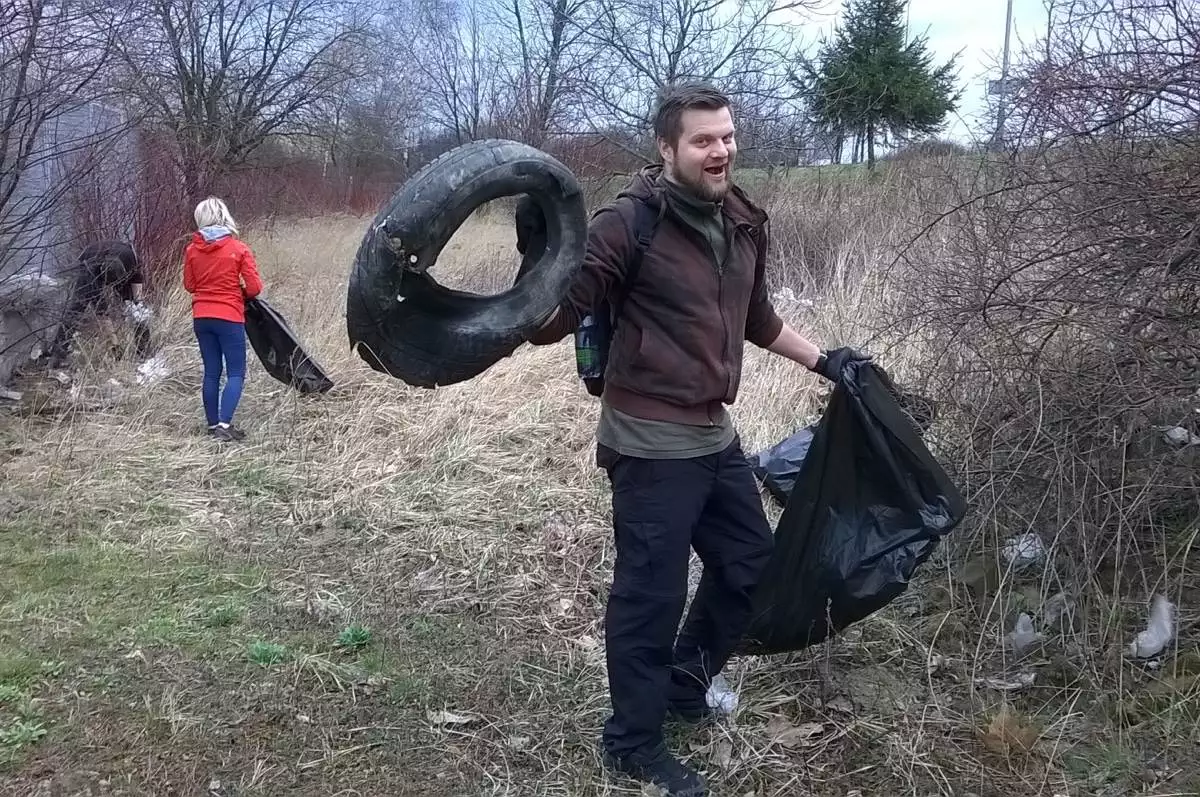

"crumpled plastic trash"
[123,300,155,324]
[1158,425,1200,448]
[770,286,814,310]
[1002,532,1046,570]
[977,672,1037,692]
[135,353,171,386]
[705,674,739,716]
[1004,613,1044,653]
[1127,594,1177,659]
[748,425,816,507]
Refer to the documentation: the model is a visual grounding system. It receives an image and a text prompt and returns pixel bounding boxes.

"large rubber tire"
[346,139,587,388]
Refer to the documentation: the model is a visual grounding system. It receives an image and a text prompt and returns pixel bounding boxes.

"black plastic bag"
[749,425,816,507]
[739,359,967,656]
[244,297,334,395]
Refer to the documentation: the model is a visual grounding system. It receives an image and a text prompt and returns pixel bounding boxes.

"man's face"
[658,106,737,201]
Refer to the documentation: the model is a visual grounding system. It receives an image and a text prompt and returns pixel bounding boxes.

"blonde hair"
[194,196,239,235]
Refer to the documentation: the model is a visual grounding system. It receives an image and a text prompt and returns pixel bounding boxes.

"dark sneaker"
[602,747,707,797]
[208,424,246,442]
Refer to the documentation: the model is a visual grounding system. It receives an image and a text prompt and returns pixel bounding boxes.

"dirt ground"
[1,214,1196,796]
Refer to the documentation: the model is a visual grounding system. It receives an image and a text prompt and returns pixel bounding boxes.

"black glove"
[514,195,546,257]
[815,346,871,382]
[514,195,547,285]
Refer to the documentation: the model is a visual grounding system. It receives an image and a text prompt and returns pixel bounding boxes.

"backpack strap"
[609,197,662,327]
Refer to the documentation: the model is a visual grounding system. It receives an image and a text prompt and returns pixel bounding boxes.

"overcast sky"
[787,0,1051,145]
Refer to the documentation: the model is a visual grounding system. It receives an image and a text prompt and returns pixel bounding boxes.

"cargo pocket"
[614,520,691,600]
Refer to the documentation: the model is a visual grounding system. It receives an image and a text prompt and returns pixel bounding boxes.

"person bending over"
[45,239,151,367]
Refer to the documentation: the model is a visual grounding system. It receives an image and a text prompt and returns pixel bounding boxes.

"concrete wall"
[0,94,140,385]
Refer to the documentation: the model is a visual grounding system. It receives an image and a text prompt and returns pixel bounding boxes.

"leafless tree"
[487,0,594,145]
[1005,0,1199,146]
[894,0,1199,580]
[566,0,816,152]
[113,0,374,199]
[1,0,136,378]
[389,0,507,145]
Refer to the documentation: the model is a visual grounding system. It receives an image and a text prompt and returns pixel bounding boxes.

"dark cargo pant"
[597,436,774,759]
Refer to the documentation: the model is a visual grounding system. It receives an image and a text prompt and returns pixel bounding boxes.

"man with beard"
[527,82,868,796]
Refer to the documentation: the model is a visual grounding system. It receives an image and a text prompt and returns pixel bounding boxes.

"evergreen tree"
[798,0,960,168]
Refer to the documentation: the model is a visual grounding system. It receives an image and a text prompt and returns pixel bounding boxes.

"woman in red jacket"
[182,197,264,442]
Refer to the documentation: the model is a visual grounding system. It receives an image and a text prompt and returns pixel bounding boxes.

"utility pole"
[991,0,1015,148]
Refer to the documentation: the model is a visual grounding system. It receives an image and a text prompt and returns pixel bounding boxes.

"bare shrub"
[888,0,1200,630]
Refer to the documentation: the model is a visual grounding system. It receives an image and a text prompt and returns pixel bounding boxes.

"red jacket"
[182,229,264,323]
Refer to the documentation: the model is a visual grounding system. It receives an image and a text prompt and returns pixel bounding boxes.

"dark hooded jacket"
[529,164,784,426]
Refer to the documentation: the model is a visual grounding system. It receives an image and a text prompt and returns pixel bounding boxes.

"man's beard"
[675,163,732,202]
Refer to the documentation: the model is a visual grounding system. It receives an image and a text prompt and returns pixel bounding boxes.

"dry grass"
[0,205,1196,797]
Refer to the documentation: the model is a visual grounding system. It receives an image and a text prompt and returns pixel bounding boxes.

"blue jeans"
[193,318,247,426]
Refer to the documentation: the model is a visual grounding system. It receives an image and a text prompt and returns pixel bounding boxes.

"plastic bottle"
[574,311,608,380]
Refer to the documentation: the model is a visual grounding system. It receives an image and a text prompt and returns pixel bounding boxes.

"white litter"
[1002,532,1047,569]
[977,672,1037,692]
[1127,594,1177,659]
[1158,425,1200,448]
[135,353,171,386]
[1004,613,1044,654]
[706,674,739,716]
[123,300,155,323]
[426,709,479,726]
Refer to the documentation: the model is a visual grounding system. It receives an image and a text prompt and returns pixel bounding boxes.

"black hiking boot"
[602,746,707,797]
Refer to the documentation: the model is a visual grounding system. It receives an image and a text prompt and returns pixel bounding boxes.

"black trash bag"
[244,297,334,395]
[750,380,938,510]
[739,359,967,656]
[749,425,817,507]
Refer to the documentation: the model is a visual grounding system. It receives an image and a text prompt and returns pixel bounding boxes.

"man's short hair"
[653,81,733,148]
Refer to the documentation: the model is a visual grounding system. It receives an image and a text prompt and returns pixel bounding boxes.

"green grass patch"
[0,716,47,769]
[0,513,280,768]
[336,624,373,651]
[246,640,290,666]
[0,517,267,653]
[1063,741,1142,791]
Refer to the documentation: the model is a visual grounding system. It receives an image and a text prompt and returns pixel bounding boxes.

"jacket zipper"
[664,199,739,407]
[718,217,738,401]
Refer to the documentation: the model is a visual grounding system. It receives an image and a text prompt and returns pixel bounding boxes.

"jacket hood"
[191,227,236,251]
[617,163,768,227]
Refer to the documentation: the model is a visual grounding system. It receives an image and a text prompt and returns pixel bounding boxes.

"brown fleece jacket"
[529,164,784,426]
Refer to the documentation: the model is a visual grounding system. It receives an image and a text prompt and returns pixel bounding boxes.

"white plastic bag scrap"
[706,674,739,716]
[1002,532,1047,569]
[135,353,171,386]
[123,300,155,324]
[1004,613,1043,654]
[1157,425,1200,448]
[1128,594,1177,659]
